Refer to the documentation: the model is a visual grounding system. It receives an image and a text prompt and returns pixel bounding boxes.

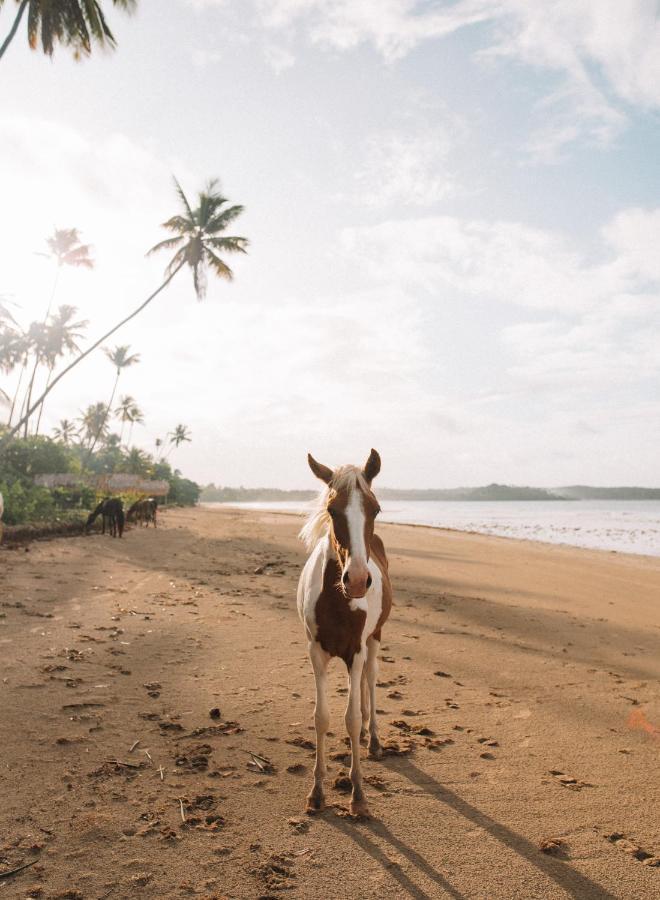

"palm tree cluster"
[0,228,91,436]
[0,177,248,455]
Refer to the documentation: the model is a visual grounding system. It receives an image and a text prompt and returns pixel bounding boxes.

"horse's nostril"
[342,571,349,585]
[366,574,372,588]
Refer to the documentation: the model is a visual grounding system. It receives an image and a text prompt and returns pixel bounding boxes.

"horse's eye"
[327,508,336,518]
[375,507,381,516]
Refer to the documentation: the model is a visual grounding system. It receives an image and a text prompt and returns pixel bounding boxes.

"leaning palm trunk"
[23,352,41,437]
[34,365,55,434]
[0,0,28,61]
[34,267,63,432]
[0,263,183,455]
[7,357,27,426]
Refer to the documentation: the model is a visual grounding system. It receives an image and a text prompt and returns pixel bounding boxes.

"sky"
[1,0,659,489]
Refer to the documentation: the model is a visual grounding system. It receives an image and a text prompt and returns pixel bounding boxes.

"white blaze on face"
[343,487,370,600]
[345,488,367,565]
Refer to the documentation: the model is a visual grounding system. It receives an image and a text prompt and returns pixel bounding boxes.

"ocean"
[202,499,660,557]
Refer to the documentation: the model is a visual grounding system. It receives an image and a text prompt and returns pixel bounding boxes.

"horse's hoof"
[349,798,371,819]
[360,728,369,745]
[368,741,383,760]
[305,793,325,815]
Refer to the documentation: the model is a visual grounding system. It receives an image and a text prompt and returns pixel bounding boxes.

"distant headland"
[200,483,660,503]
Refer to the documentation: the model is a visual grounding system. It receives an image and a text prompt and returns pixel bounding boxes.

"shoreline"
[203,502,660,564]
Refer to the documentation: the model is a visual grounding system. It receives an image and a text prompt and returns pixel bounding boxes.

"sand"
[1,504,660,899]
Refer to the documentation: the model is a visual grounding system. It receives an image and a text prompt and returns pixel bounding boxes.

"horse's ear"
[308,453,333,484]
[363,448,381,484]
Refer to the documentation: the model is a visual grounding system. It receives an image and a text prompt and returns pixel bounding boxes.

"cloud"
[352,127,458,208]
[342,208,660,413]
[190,0,660,159]
[191,47,223,67]
[342,215,627,312]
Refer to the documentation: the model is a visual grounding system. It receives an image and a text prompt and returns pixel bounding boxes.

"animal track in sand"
[548,769,593,791]
[605,832,660,866]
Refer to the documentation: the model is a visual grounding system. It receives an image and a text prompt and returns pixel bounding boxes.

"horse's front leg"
[345,647,369,817]
[305,641,330,814]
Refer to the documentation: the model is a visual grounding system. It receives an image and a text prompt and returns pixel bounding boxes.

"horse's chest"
[315,559,366,668]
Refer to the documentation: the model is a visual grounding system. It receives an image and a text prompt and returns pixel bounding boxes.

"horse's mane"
[299,465,372,551]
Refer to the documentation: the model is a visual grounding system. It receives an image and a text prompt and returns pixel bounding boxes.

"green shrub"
[0,480,56,525]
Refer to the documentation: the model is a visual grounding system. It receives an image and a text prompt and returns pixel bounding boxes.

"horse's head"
[308,449,381,600]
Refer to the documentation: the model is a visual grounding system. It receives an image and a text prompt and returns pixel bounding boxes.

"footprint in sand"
[548,769,593,791]
[605,832,660,866]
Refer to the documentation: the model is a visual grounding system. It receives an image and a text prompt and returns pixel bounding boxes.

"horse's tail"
[116,507,125,538]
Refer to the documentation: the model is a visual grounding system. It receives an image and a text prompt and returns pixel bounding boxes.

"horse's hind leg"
[366,636,383,759]
[306,641,330,814]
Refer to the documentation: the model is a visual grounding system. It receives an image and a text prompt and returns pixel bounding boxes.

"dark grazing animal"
[126,497,158,528]
[86,497,125,538]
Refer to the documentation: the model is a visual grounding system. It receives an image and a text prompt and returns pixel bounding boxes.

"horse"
[127,497,158,528]
[86,497,125,538]
[297,449,392,818]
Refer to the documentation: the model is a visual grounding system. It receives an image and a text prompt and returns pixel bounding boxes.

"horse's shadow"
[323,757,616,900]
[324,811,464,900]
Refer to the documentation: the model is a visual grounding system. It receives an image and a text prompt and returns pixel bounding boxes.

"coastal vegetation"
[1,180,248,534]
[0,433,200,529]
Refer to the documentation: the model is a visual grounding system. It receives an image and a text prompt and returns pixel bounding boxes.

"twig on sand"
[239,749,271,765]
[129,739,140,753]
[0,857,39,879]
[158,765,164,781]
[141,748,153,764]
[179,798,186,823]
[105,758,141,769]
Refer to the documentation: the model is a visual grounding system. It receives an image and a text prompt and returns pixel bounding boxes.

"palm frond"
[207,236,249,254]
[158,216,192,235]
[205,249,234,281]
[205,205,245,234]
[146,235,184,256]
[173,177,196,225]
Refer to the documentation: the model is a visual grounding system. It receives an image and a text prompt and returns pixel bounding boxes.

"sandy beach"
[2,505,660,899]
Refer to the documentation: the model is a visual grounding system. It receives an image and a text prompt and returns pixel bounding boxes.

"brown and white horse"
[297,449,392,817]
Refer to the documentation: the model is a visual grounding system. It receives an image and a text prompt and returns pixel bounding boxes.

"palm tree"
[86,344,139,456]
[147,178,248,299]
[4,331,29,426]
[20,320,48,435]
[115,393,136,443]
[126,402,144,445]
[40,228,94,319]
[121,445,150,476]
[22,228,93,435]
[0,311,28,424]
[53,418,77,445]
[154,436,163,459]
[0,0,137,61]
[78,401,109,449]
[34,304,88,433]
[167,423,191,458]
[0,177,248,453]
